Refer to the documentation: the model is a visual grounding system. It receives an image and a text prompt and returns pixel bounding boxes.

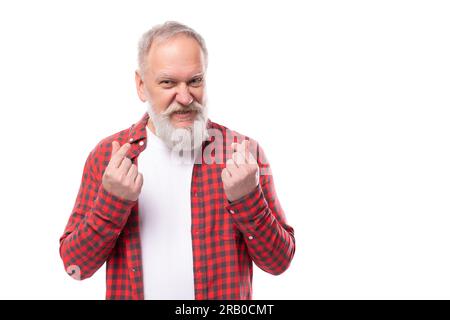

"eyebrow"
[156,72,204,81]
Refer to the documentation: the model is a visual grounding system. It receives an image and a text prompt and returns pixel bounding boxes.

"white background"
[0,0,449,299]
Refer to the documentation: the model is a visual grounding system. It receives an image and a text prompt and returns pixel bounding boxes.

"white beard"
[146,100,209,153]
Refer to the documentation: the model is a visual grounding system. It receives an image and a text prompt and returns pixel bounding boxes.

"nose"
[175,84,194,106]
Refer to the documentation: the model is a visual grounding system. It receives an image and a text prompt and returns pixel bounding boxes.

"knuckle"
[123,178,131,188]
[116,173,124,182]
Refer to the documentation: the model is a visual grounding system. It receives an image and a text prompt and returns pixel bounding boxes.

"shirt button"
[139,141,144,146]
[248,235,254,240]
[229,210,235,214]
[129,138,134,142]
[131,268,136,272]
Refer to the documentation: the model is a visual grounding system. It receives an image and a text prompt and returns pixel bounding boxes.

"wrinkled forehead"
[146,35,206,78]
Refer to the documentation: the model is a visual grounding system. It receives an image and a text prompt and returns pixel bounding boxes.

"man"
[60,21,295,300]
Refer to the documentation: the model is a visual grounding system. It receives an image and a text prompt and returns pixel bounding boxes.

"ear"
[135,70,148,102]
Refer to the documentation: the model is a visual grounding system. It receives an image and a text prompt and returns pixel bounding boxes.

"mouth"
[171,110,196,121]
[173,110,195,115]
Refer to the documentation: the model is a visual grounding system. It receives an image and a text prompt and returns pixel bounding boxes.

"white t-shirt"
[138,126,199,300]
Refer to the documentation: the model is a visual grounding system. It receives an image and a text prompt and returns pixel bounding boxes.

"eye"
[189,77,203,86]
[159,80,174,87]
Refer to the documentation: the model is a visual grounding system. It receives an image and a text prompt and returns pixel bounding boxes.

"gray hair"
[137,21,208,74]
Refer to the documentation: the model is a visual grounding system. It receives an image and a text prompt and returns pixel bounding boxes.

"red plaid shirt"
[59,112,295,300]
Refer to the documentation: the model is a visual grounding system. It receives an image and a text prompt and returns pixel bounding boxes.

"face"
[135,34,207,130]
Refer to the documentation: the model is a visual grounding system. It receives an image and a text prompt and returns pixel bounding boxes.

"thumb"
[111,141,119,155]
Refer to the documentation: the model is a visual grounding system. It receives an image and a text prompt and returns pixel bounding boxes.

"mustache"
[160,101,203,118]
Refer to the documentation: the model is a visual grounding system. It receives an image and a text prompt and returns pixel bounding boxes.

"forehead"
[146,35,205,78]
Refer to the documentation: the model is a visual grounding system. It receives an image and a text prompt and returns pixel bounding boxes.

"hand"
[102,141,144,201]
[221,140,260,202]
